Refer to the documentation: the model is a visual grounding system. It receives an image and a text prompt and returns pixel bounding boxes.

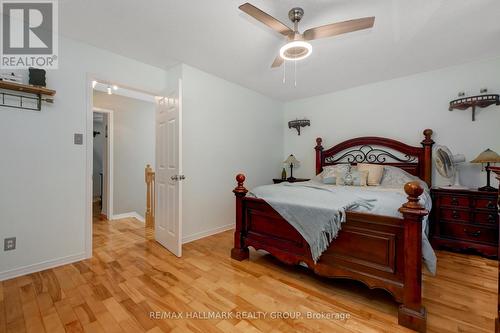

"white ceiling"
[60,0,500,101]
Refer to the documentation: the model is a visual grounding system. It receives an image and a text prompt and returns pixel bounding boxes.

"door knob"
[171,175,179,181]
[179,175,185,180]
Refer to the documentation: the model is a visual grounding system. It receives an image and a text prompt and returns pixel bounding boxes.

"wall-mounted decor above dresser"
[430,188,499,258]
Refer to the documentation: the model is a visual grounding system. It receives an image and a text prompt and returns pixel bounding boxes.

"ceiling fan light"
[279,40,312,61]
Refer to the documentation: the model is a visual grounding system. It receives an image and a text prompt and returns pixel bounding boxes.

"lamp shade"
[284,154,300,167]
[470,149,500,164]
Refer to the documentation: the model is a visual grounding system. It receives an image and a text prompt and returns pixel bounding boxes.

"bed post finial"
[402,182,425,210]
[421,129,434,188]
[422,129,433,143]
[233,174,248,196]
[315,137,323,148]
[315,138,324,175]
[398,181,429,333]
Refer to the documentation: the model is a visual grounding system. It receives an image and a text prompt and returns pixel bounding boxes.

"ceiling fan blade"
[239,3,293,37]
[303,17,375,41]
[271,55,284,68]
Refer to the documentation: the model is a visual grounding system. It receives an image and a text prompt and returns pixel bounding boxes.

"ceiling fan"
[239,3,375,68]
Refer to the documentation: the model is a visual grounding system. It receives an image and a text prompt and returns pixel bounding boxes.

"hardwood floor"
[0,217,497,333]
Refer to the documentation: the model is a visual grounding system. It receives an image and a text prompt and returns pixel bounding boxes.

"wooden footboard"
[231,174,429,333]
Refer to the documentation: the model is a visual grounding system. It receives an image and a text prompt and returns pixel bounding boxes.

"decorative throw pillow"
[380,166,429,191]
[357,163,384,186]
[335,170,368,186]
[322,176,336,184]
[320,164,350,185]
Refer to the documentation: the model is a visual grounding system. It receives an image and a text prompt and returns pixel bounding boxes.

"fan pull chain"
[294,60,297,87]
[283,60,286,84]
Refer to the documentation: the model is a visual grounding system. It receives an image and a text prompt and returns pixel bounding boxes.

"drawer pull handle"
[451,198,459,205]
[488,214,496,222]
[452,210,460,219]
[487,201,496,209]
[464,229,481,237]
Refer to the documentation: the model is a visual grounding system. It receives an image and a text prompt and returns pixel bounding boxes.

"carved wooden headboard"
[314,129,434,187]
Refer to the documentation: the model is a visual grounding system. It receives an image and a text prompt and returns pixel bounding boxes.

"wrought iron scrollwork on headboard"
[324,145,417,164]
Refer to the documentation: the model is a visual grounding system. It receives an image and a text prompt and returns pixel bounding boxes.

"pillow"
[380,166,429,191]
[320,164,351,184]
[322,176,336,184]
[357,163,384,186]
[336,170,368,186]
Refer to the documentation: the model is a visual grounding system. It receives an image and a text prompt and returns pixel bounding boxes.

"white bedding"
[321,182,436,275]
[250,180,437,275]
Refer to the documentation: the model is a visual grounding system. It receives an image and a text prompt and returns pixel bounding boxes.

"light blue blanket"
[249,181,436,275]
[249,182,376,263]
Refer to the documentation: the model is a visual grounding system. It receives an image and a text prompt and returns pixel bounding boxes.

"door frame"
[92,107,114,220]
[84,75,161,258]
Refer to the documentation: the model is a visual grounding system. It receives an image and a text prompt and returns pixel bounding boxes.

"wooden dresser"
[430,187,499,258]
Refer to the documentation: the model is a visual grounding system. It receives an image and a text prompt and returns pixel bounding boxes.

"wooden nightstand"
[273,178,310,184]
[430,188,499,258]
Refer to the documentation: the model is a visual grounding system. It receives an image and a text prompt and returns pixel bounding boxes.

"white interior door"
[155,80,182,257]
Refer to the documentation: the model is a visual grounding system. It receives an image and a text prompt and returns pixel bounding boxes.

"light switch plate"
[4,237,16,251]
[74,133,83,145]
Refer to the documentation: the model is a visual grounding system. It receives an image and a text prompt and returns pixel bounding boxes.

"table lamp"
[470,149,500,192]
[284,154,300,181]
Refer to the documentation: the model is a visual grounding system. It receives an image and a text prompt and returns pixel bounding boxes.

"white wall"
[93,92,155,218]
[284,57,500,189]
[0,36,166,280]
[180,64,284,242]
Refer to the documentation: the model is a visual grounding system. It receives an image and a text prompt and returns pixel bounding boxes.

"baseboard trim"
[0,252,86,281]
[182,223,234,244]
[112,212,145,223]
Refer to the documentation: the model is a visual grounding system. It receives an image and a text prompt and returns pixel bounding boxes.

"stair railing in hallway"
[145,164,155,228]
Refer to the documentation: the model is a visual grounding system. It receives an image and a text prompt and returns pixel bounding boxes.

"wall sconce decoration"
[449,88,499,121]
[288,119,310,135]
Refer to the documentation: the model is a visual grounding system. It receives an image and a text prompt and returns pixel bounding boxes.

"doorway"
[92,108,113,220]
[85,77,183,259]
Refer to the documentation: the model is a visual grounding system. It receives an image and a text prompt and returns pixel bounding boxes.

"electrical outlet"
[4,237,16,251]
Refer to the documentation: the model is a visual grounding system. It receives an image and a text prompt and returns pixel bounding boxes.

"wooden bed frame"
[231,129,435,333]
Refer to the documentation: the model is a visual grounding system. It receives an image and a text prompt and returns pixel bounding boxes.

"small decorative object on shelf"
[449,89,499,121]
[0,72,24,83]
[470,149,500,192]
[28,68,46,87]
[281,167,287,180]
[284,154,300,181]
[288,118,310,135]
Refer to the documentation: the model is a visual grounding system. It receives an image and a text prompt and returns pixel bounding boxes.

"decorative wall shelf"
[288,119,310,135]
[0,80,56,111]
[449,94,499,121]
